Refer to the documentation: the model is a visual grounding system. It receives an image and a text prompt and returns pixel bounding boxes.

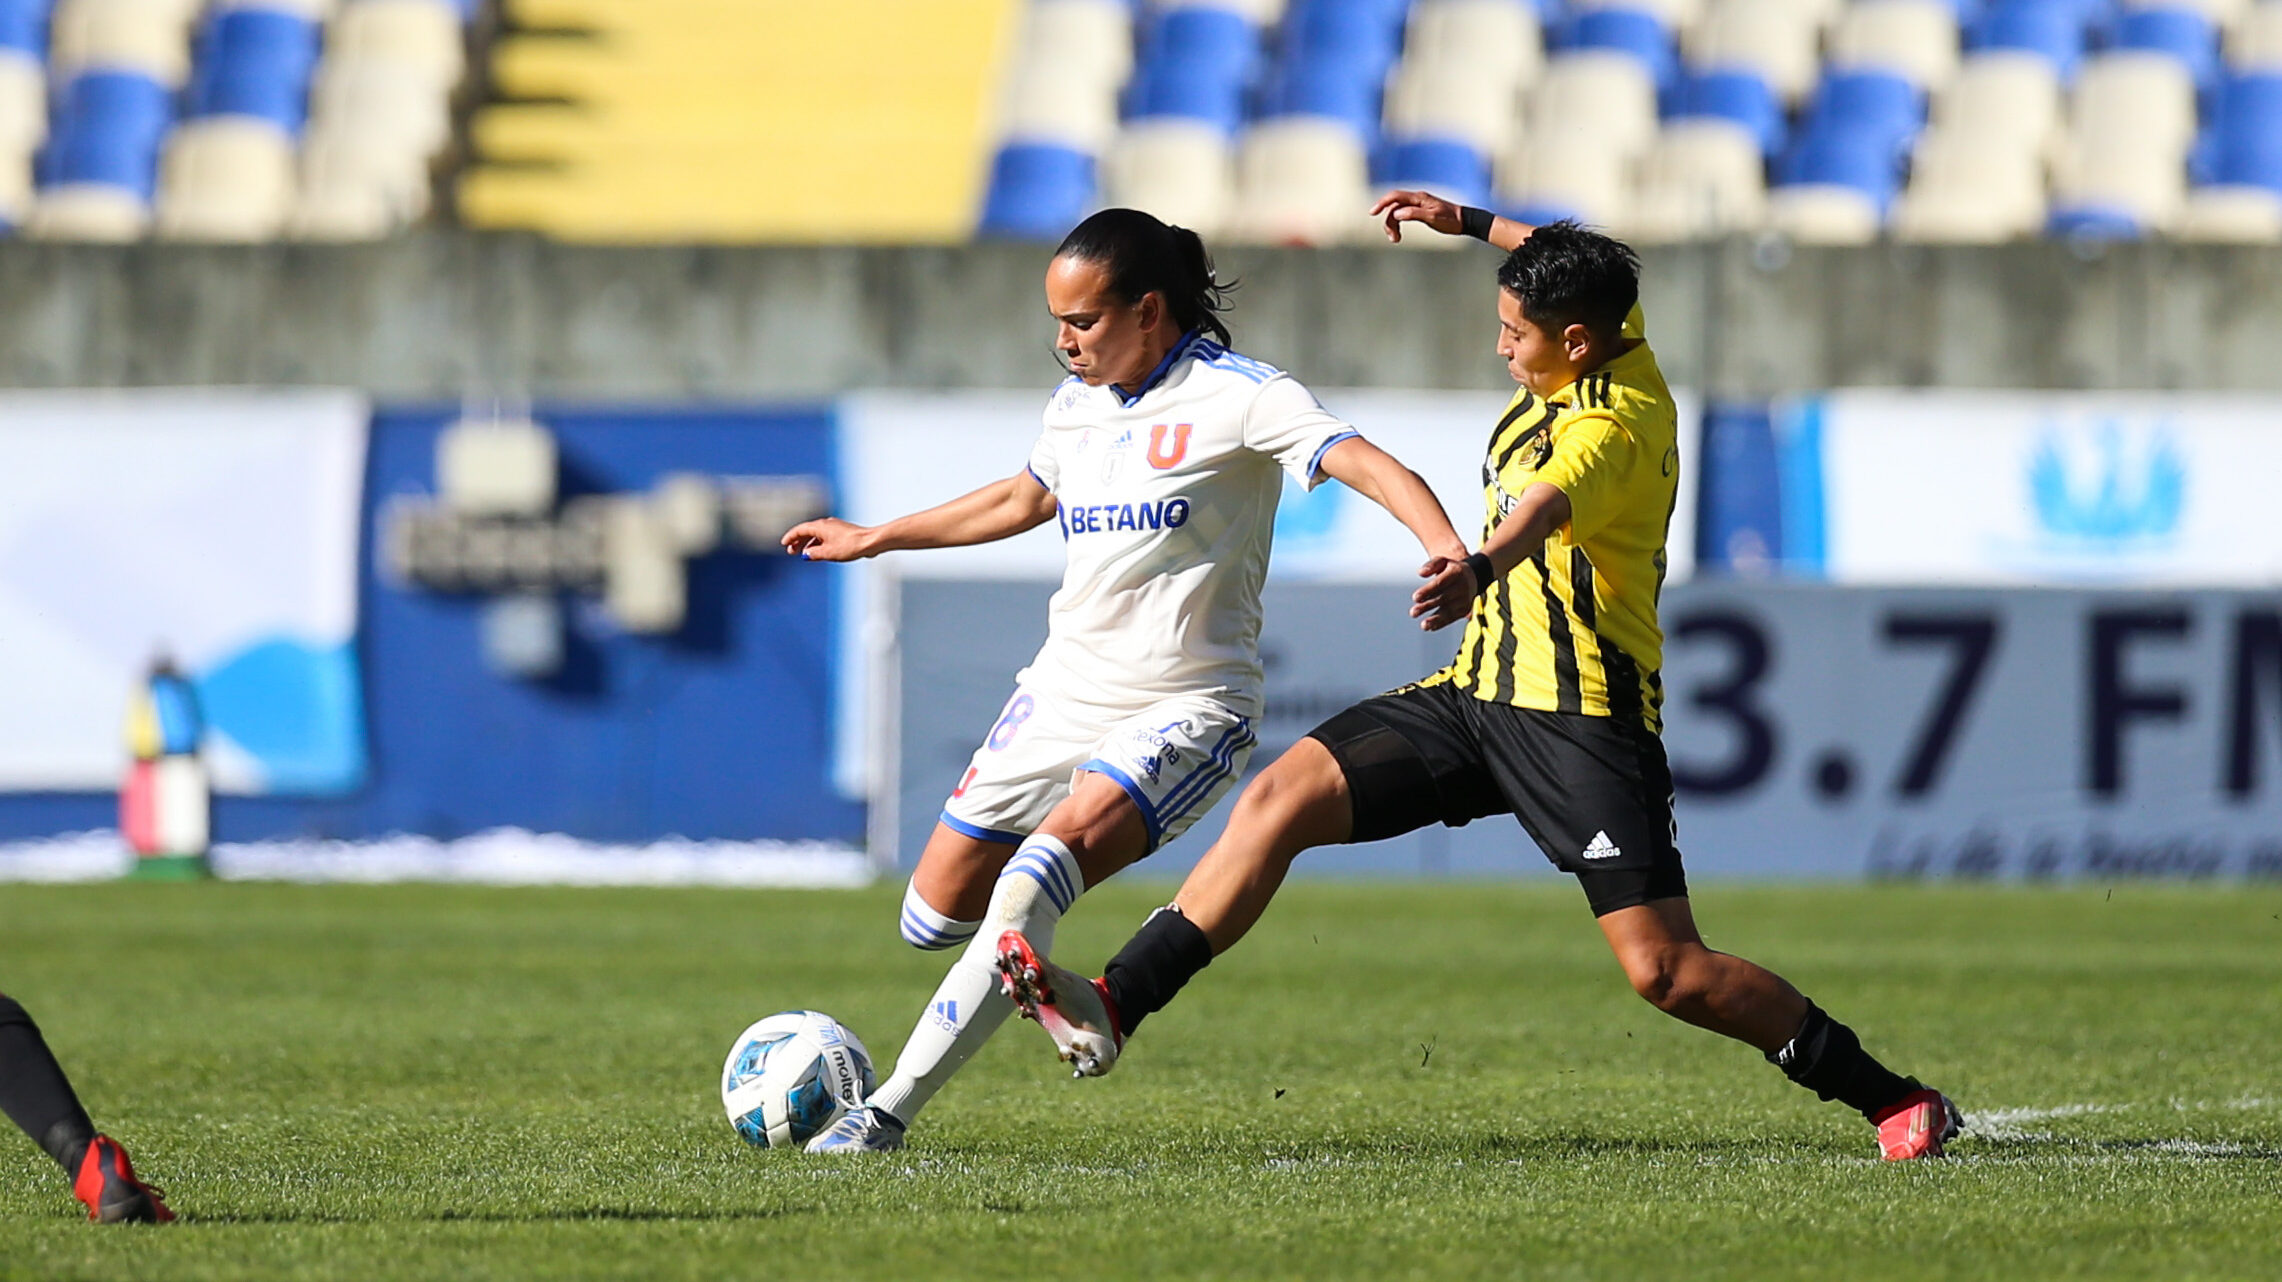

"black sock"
[1100,906,1215,1037]
[1766,1003,1920,1120]
[0,996,97,1173]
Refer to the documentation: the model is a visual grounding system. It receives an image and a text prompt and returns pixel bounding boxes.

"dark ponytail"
[1054,208,1235,346]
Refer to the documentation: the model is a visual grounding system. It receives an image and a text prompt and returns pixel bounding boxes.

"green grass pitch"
[1,880,2278,1280]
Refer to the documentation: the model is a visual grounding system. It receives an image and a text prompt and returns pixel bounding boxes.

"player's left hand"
[1411,555,1475,631]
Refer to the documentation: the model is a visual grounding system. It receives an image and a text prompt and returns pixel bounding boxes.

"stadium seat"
[1383,60,1527,155]
[1560,8,1678,90]
[329,0,469,86]
[293,123,430,239]
[1625,118,1767,238]
[1127,63,1248,134]
[1145,4,1261,85]
[0,0,45,56]
[1828,0,1962,90]
[2127,0,2250,32]
[48,0,196,86]
[1892,128,2047,239]
[2232,4,2282,73]
[2174,182,2282,238]
[1002,57,1125,154]
[1572,0,1706,34]
[1530,52,1661,160]
[1020,0,1135,92]
[156,114,296,239]
[25,180,150,239]
[1280,0,1405,83]
[1970,1,2088,81]
[309,61,454,159]
[1233,115,1372,244]
[2072,54,2201,158]
[1687,0,1823,103]
[1495,129,1631,224]
[1102,117,1234,233]
[1780,123,1905,209]
[978,143,1097,240]
[0,150,27,229]
[186,6,323,133]
[2111,7,2221,90]
[1765,183,1883,241]
[2052,138,2188,224]
[1668,68,1786,156]
[1803,70,1926,161]
[0,50,41,159]
[2046,204,2147,237]
[1931,52,2062,157]
[1261,50,1388,141]
[1403,0,1544,89]
[40,68,171,199]
[1373,136,1493,204]
[2202,74,2282,188]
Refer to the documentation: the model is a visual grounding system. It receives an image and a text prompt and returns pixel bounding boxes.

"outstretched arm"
[1315,436,1467,566]
[1370,189,1535,252]
[781,469,1058,562]
[1409,481,1572,631]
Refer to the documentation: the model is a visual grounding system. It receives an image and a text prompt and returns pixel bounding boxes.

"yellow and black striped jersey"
[1424,305,1678,731]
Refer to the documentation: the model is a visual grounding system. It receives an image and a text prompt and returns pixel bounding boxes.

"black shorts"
[1307,681,1688,917]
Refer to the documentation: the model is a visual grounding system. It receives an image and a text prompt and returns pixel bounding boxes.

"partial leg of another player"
[810,781,1151,1153]
[0,993,173,1223]
[1597,900,1962,1159]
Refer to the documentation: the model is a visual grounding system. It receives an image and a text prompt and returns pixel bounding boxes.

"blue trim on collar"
[1109,330,1201,408]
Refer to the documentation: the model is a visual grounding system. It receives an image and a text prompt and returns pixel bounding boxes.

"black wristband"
[1458,205,1495,241]
[1463,551,1496,596]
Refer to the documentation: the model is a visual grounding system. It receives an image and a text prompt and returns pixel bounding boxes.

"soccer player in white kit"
[782,209,1466,1152]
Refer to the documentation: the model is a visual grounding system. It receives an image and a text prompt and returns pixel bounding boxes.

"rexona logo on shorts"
[1059,498,1193,536]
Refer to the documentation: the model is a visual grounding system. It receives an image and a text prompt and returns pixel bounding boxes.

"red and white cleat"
[1872,1088,1963,1161]
[995,930,1124,1078]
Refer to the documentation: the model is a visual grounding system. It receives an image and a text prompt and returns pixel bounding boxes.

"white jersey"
[1021,332,1359,717]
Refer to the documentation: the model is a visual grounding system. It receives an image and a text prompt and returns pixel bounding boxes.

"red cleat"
[995,930,1124,1078]
[72,1135,174,1224]
[1872,1088,1962,1161]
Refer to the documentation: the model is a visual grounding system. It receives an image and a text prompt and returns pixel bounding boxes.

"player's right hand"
[1370,189,1464,243]
[781,517,873,562]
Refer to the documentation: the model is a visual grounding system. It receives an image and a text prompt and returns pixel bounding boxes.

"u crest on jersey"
[1147,423,1192,469]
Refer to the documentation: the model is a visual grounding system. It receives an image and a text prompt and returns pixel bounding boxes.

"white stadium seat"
[0,52,44,159]
[2231,3,2282,71]
[26,181,152,240]
[0,155,29,228]
[294,126,434,239]
[2071,53,2200,160]
[48,0,197,86]
[1142,0,1285,25]
[1687,0,1823,103]
[1931,53,2062,160]
[156,116,298,240]
[1530,53,1661,160]
[1827,0,1961,91]
[1019,0,1134,91]
[1404,0,1544,89]
[1102,118,1234,236]
[1383,60,1526,156]
[1624,119,1767,240]
[329,0,469,86]
[1495,129,1633,226]
[309,62,456,159]
[2052,139,2187,227]
[1892,129,2046,241]
[999,56,1122,154]
[1231,116,1372,245]
[2175,185,2282,242]
[254,0,339,18]
[1766,184,1882,243]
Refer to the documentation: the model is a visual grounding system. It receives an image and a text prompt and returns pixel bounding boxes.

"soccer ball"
[720,1010,876,1149]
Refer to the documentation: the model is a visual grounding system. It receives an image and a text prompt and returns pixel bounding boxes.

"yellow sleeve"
[1526,411,1639,542]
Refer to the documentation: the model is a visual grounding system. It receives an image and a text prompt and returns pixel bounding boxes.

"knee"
[1228,760,1340,852]
[1621,945,1708,1015]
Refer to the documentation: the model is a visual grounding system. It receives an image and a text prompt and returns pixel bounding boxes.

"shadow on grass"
[185,1205,820,1226]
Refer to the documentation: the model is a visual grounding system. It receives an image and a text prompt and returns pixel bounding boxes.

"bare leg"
[1169,736,1354,954]
[1595,897,1810,1054]
[907,823,1018,923]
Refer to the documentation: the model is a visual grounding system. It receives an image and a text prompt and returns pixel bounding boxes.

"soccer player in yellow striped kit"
[998,191,1963,1162]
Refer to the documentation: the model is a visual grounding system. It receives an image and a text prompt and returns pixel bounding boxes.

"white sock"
[869,834,1085,1124]
[898,878,980,951]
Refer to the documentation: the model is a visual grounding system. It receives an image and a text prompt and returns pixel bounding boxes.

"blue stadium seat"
[39,70,172,199]
[1669,69,1786,158]
[2111,8,2220,92]
[1145,5,1261,85]
[2210,73,2282,192]
[979,143,1096,240]
[187,8,323,133]
[1281,0,1406,83]
[1562,9,1677,91]
[1372,137,1492,205]
[1803,71,1924,161]
[1780,124,1904,209]
[0,0,46,56]
[2047,205,2145,238]
[1262,54,1385,141]
[1970,1,2088,81]
[1127,64,1248,133]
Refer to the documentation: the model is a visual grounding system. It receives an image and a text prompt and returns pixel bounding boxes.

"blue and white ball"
[720,1010,876,1149]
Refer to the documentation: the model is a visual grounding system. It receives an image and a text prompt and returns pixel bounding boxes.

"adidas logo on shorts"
[1581,831,1622,861]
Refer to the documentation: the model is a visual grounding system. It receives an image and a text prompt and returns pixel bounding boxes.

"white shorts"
[939,686,1258,854]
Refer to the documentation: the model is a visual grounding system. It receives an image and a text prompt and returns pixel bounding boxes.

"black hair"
[1053,208,1235,346]
[1494,221,1641,340]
